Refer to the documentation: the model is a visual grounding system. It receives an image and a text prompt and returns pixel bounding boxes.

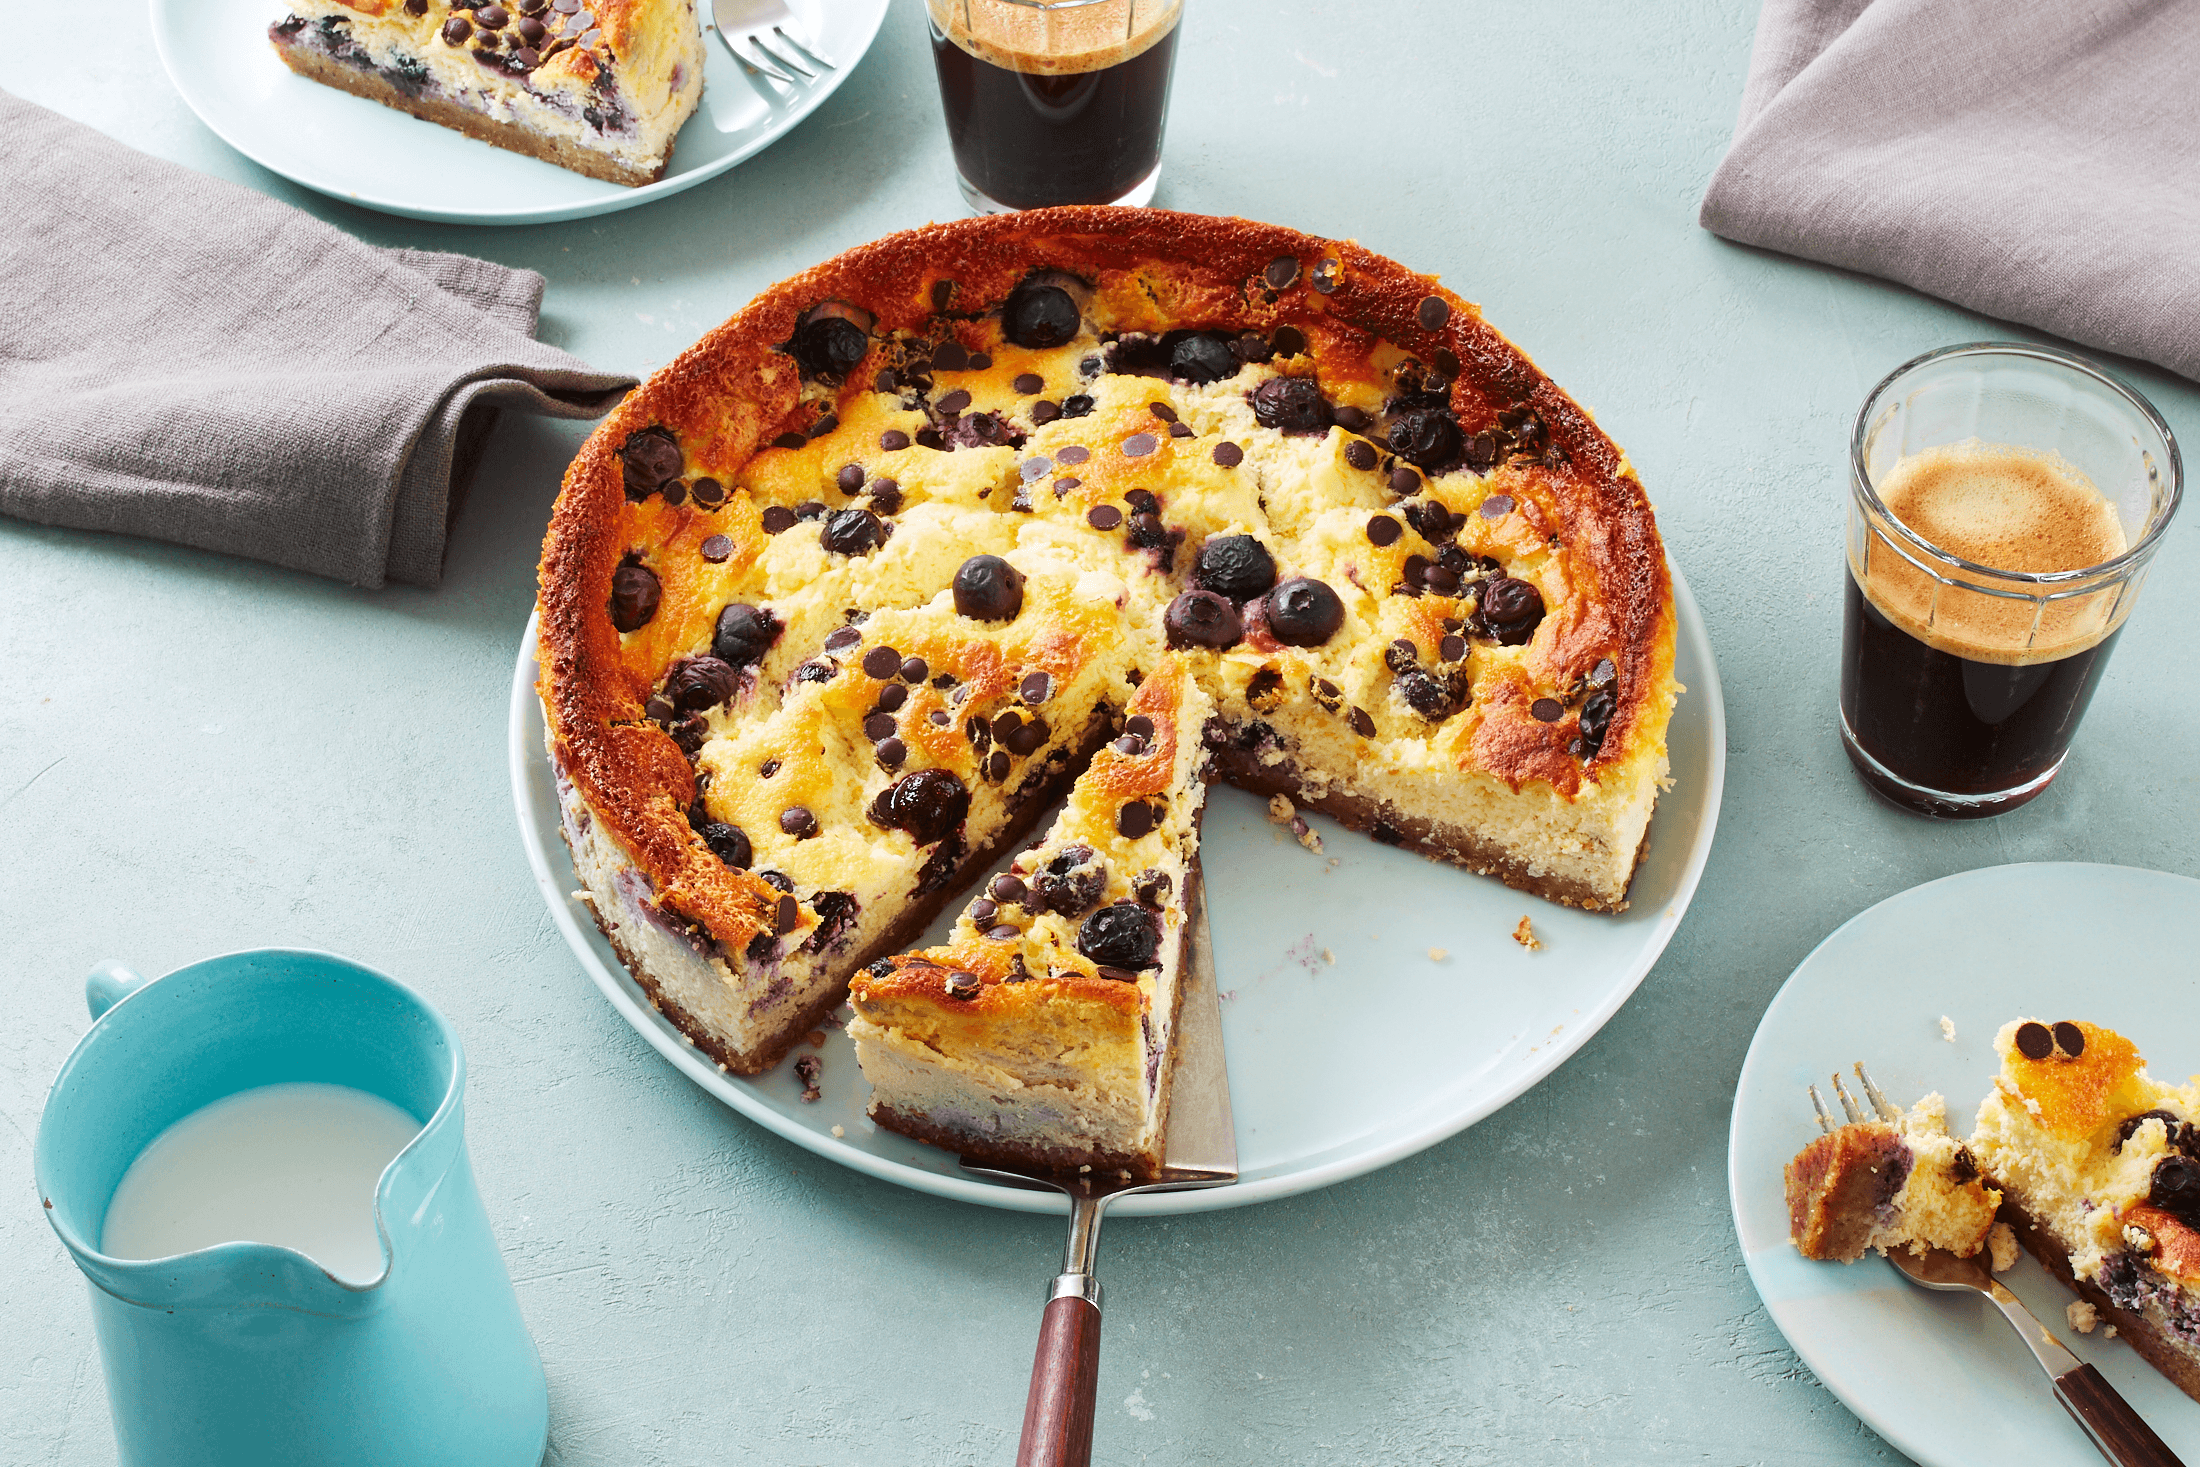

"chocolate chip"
[875,737,906,769]
[1386,639,1419,673]
[2015,1021,2053,1060]
[1020,455,1052,483]
[870,685,906,714]
[1087,505,1123,530]
[517,15,544,41]
[1265,257,1299,289]
[1053,477,1080,496]
[835,463,866,494]
[780,807,818,838]
[880,429,911,451]
[991,874,1027,905]
[1005,719,1047,756]
[1031,401,1061,425]
[1118,802,1155,839]
[1440,634,1468,662]
[929,710,950,726]
[2053,1021,2086,1058]
[1311,258,1340,294]
[700,534,732,563]
[478,3,507,24]
[1531,698,1564,723]
[863,712,897,741]
[1113,734,1149,757]
[1344,440,1377,472]
[1020,671,1052,704]
[867,478,903,514]
[646,694,675,722]
[1125,488,1158,514]
[1271,326,1307,357]
[1055,445,1090,464]
[1060,394,1095,419]
[968,353,993,371]
[772,432,808,451]
[932,342,970,372]
[969,899,998,924]
[1366,515,1401,547]
[1349,707,1376,737]
[986,750,1011,781]
[813,625,856,654]
[1168,422,1194,439]
[898,656,927,684]
[862,646,900,679]
[931,279,955,311]
[1095,966,1140,983]
[1212,441,1244,468]
[985,925,1022,943]
[1122,433,1158,458]
[689,477,725,509]
[405,0,427,12]
[1126,715,1154,738]
[1148,401,1179,424]
[1423,565,1460,596]
[1480,495,1514,519]
[874,369,898,394]
[774,895,800,934]
[1389,466,1421,495]
[1133,868,1171,905]
[1012,373,1044,395]
[1588,657,1618,688]
[944,971,982,1001]
[760,759,781,778]
[1417,295,1450,331]
[442,16,471,42]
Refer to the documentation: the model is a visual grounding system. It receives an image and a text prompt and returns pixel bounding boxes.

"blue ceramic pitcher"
[34,949,548,1467]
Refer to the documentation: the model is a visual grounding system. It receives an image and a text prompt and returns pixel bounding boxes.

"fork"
[710,0,833,85]
[1812,1065,2185,1467]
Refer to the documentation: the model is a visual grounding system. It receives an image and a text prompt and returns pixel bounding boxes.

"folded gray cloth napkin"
[1700,0,2200,383]
[0,91,635,588]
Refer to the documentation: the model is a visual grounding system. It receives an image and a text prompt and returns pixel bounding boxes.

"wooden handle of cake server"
[1017,1284,1103,1467]
[2055,1363,2185,1467]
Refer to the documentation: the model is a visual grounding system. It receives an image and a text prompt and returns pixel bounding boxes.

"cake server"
[962,871,1237,1467]
[1815,1067,2185,1467]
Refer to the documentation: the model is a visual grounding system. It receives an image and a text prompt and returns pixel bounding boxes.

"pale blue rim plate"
[510,560,1725,1215]
[150,0,889,224]
[1730,862,2200,1464]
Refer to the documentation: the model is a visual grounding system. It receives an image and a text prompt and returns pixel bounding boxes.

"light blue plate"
[509,558,1726,1215]
[150,0,889,224]
[1730,862,2200,1464]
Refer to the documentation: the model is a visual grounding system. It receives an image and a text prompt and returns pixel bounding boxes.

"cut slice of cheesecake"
[1970,1018,2200,1403]
[846,657,1214,1179]
[269,0,704,187]
[1786,1090,2000,1263]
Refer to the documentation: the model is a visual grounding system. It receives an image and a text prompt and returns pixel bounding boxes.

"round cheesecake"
[536,208,1679,1168]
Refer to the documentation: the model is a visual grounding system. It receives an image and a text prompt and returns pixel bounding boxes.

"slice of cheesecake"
[846,657,1214,1179]
[1971,1019,2200,1403]
[1786,1090,2000,1262]
[269,0,704,187]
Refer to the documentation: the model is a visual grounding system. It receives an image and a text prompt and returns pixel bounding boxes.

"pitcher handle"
[87,959,149,1019]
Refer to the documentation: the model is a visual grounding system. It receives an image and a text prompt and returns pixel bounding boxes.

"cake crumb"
[1428,947,1449,962]
[2126,1223,2156,1253]
[1267,794,1295,824]
[1939,1016,1956,1043]
[2023,1096,2044,1120]
[831,1124,846,1138]
[2105,1326,2118,1339]
[808,1030,827,1049]
[1290,815,1324,853]
[2067,1301,2100,1334]
[1320,948,1336,965]
[1988,1221,2019,1272]
[793,1054,822,1103]
[1512,916,1541,951]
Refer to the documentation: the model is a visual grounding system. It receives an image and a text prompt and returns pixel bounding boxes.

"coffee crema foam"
[929,0,1178,76]
[1857,440,2129,666]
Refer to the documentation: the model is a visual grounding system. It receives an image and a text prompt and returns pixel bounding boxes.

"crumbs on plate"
[1512,916,1541,951]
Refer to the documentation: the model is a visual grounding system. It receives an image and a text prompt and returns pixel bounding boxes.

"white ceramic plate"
[510,563,1725,1215]
[1730,863,2200,1464]
[151,0,890,224]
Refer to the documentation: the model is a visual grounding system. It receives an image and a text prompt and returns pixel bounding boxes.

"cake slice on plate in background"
[268,0,704,186]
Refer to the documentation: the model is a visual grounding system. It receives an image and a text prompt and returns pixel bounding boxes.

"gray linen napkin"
[0,91,635,588]
[1700,0,2200,383]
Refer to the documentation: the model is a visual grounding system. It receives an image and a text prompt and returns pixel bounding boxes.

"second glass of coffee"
[928,0,1183,213]
[1840,343,2182,817]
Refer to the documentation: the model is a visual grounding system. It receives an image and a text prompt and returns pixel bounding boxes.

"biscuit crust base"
[270,36,665,188]
[2004,1199,2200,1405]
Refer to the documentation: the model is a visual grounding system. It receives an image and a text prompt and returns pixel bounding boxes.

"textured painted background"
[6,2,2198,1463]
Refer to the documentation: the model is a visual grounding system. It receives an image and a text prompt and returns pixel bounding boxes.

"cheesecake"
[1786,1089,2001,1262]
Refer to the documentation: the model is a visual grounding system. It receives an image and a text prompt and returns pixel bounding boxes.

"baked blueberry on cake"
[268,0,703,186]
[536,209,1679,1174]
[1787,1090,2000,1262]
[1971,1019,2200,1402]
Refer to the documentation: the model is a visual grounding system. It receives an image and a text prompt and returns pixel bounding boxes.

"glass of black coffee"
[927,0,1183,213]
[1841,343,2182,818]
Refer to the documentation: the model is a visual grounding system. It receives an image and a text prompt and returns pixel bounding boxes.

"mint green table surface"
[5,3,2197,1463]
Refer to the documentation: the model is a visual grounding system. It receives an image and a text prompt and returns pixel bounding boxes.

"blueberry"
[1171,332,1239,385]
[1250,376,1333,435]
[665,656,738,710]
[1193,534,1277,603]
[608,560,659,632]
[1077,903,1160,970]
[1266,577,1345,646]
[2153,1155,2200,1230]
[953,554,1025,621]
[1579,688,1616,758]
[868,769,970,847]
[1164,590,1242,649]
[2117,1109,2192,1155]
[713,602,780,667]
[1476,576,1544,644]
[820,508,884,556]
[1388,408,1461,468]
[1003,282,1081,349]
[700,822,751,868]
[790,316,868,381]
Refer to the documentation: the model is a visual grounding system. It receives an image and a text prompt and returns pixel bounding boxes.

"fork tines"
[1807,1062,1902,1133]
[715,1,836,86]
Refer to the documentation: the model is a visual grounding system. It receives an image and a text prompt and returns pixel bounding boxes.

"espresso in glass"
[928,0,1183,213]
[1839,344,2182,818]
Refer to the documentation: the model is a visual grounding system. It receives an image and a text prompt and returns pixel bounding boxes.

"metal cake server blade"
[961,867,1237,1467]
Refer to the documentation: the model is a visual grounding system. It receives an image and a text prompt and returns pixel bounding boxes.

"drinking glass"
[1840,343,2182,817]
[926,0,1184,213]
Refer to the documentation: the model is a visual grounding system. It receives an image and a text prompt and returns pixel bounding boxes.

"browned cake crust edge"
[538,208,1675,965]
[2004,1199,2200,1405]
[269,31,666,188]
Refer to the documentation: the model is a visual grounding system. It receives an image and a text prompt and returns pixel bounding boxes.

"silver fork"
[710,0,834,85]
[1811,1064,2184,1467]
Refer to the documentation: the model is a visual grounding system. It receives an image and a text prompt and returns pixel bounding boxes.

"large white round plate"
[151,0,890,224]
[1730,863,2200,1464]
[511,564,1725,1214]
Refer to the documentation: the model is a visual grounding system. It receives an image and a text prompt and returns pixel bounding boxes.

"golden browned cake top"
[539,208,1674,958]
